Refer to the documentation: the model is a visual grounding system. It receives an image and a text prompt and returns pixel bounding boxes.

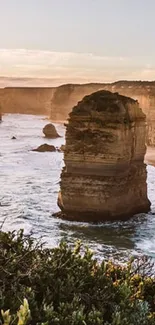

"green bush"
[0,230,155,325]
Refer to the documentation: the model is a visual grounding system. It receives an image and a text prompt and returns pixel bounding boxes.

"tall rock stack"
[57,90,150,221]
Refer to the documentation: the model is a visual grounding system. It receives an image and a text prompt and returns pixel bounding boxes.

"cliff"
[57,90,150,221]
[50,81,155,145]
[0,87,56,115]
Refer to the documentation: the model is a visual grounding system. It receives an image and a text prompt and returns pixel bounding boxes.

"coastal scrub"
[0,230,155,325]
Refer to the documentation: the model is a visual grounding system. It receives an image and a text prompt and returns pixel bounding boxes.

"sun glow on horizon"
[0,49,155,86]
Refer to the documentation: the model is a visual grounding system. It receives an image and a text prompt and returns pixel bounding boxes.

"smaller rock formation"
[32,144,56,152]
[11,136,16,140]
[43,123,60,138]
[57,90,150,221]
[60,145,65,152]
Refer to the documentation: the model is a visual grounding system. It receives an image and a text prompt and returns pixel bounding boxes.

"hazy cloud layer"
[0,49,154,84]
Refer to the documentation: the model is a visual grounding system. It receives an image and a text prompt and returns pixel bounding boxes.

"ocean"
[0,113,155,262]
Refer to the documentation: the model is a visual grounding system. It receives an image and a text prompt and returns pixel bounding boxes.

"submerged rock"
[43,123,60,138]
[32,144,56,152]
[57,90,150,221]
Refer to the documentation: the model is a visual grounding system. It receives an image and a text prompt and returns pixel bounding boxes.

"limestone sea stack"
[57,90,150,221]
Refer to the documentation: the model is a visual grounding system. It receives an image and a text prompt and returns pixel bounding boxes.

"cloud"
[0,49,154,84]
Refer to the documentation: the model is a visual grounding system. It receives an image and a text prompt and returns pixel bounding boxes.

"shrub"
[1,298,30,325]
[0,230,155,325]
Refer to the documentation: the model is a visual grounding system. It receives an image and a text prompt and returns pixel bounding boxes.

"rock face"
[58,90,150,221]
[43,123,60,138]
[32,144,56,152]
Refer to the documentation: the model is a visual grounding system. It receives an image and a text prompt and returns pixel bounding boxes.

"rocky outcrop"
[0,87,56,115]
[32,144,56,152]
[43,123,60,138]
[50,81,155,146]
[57,90,150,221]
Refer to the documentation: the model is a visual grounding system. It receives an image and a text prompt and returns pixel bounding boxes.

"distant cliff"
[0,87,55,115]
[50,81,155,146]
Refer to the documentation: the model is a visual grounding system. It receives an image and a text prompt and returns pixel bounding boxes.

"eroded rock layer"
[58,90,150,221]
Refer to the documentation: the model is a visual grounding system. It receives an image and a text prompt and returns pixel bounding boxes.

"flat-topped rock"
[57,90,150,221]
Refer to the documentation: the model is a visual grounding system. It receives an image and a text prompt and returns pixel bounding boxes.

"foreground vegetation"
[0,230,155,325]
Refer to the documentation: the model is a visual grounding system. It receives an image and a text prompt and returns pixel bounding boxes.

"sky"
[0,0,155,83]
